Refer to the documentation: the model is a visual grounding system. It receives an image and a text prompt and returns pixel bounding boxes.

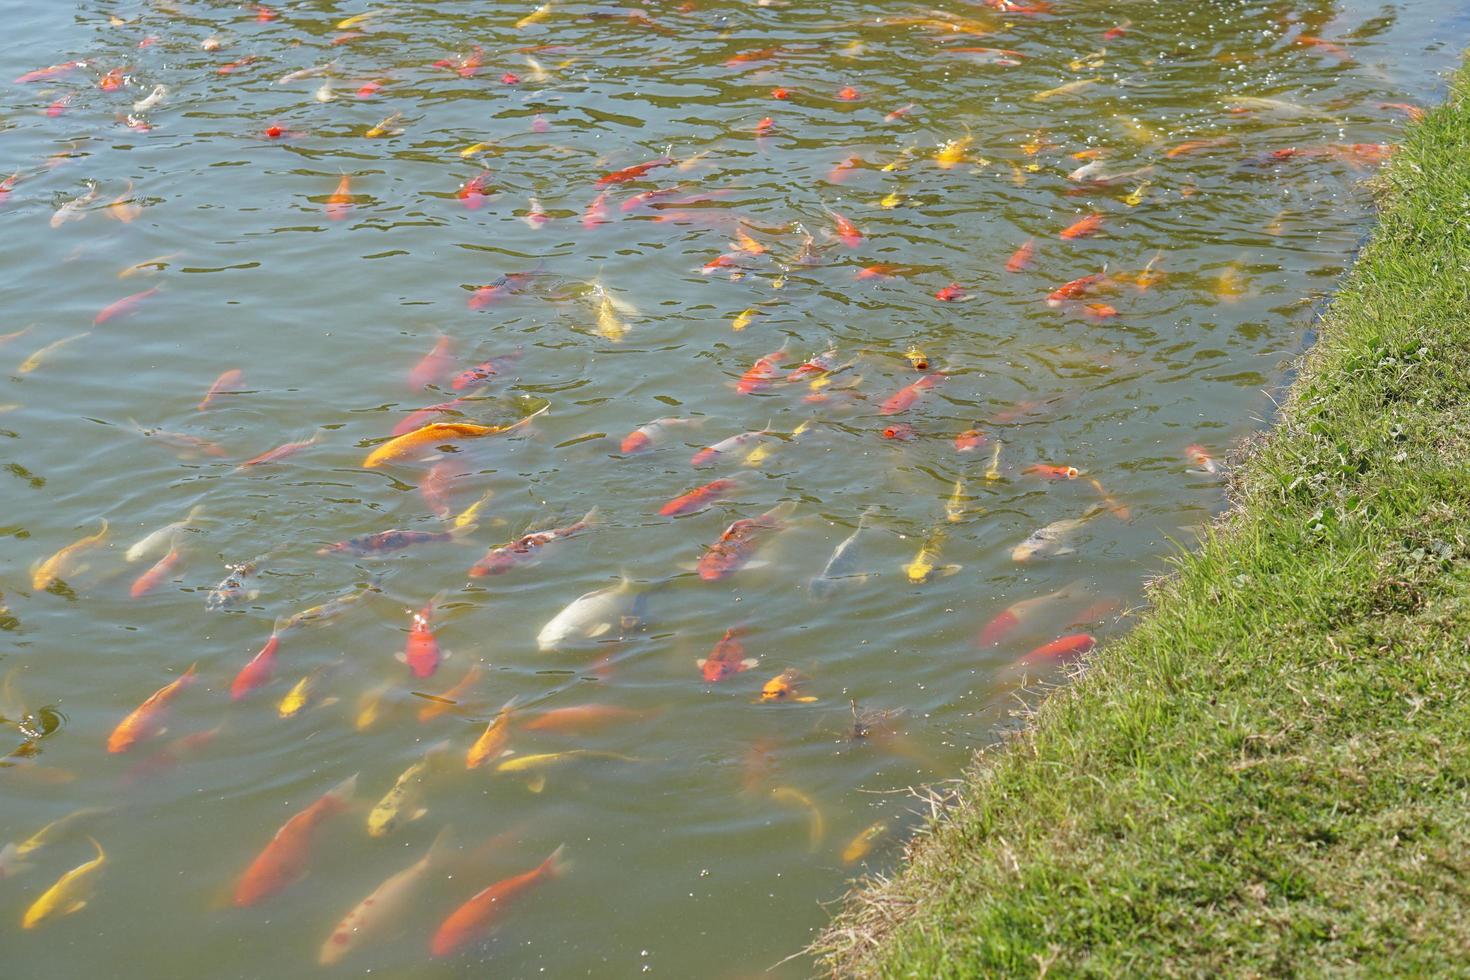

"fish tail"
[327,772,359,802]
[578,505,601,527]
[87,836,105,862]
[540,844,570,878]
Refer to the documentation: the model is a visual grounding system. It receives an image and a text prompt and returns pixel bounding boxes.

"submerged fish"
[809,507,877,597]
[233,774,356,907]
[206,560,258,611]
[32,521,109,591]
[697,501,797,581]
[698,627,758,682]
[430,846,568,958]
[1011,507,1103,562]
[22,837,105,929]
[367,741,448,838]
[469,508,597,576]
[317,527,468,557]
[126,506,204,562]
[107,664,197,754]
[536,576,648,651]
[320,829,450,966]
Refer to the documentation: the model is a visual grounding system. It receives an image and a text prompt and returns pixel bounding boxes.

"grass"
[813,59,1470,979]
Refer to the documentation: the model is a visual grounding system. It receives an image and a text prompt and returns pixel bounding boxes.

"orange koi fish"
[1046,273,1108,307]
[1164,137,1231,159]
[828,209,862,248]
[467,271,537,310]
[450,349,522,391]
[724,46,780,68]
[1104,19,1130,40]
[879,373,944,415]
[620,416,698,454]
[1380,102,1425,122]
[736,348,787,394]
[1084,303,1118,320]
[466,699,517,769]
[697,501,796,581]
[16,61,89,84]
[758,668,816,702]
[954,428,987,452]
[237,435,318,470]
[1005,239,1035,272]
[935,283,969,302]
[881,423,915,441]
[1059,213,1103,239]
[417,665,482,723]
[216,56,259,76]
[129,548,182,598]
[198,369,244,410]
[468,508,596,576]
[430,846,567,957]
[1018,632,1095,665]
[99,66,128,90]
[976,580,1089,647]
[400,602,443,679]
[233,774,357,907]
[582,191,610,229]
[596,156,673,187]
[325,175,352,220]
[362,407,545,468]
[884,103,916,122]
[408,335,454,389]
[1295,35,1350,61]
[698,627,758,682]
[232,633,281,701]
[522,704,651,734]
[94,287,158,325]
[1186,444,1221,474]
[107,664,196,753]
[1026,464,1081,480]
[660,478,736,517]
[457,171,492,209]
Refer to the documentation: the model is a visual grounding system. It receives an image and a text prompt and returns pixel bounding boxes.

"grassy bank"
[815,61,1470,977]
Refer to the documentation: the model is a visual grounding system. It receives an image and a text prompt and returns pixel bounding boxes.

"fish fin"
[579,505,600,527]
[525,774,547,794]
[587,622,612,638]
[740,658,760,670]
[320,697,340,708]
[66,900,88,915]
[541,843,570,877]
[696,658,708,669]
[937,564,964,578]
[410,807,428,823]
[328,773,359,801]
[741,560,771,571]
[394,652,407,663]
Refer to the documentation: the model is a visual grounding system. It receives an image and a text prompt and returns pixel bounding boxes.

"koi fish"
[935,135,972,168]
[1060,213,1103,239]
[469,508,597,575]
[935,283,969,302]
[325,174,352,220]
[770,787,825,849]
[206,560,257,611]
[1104,19,1130,41]
[758,668,816,702]
[320,830,449,966]
[828,209,863,248]
[417,665,482,722]
[1033,78,1099,101]
[692,425,769,465]
[50,184,97,228]
[881,423,915,441]
[1186,444,1221,474]
[698,627,757,682]
[1164,137,1231,159]
[1046,273,1108,307]
[946,478,969,522]
[660,479,736,518]
[277,664,335,719]
[231,633,279,701]
[1011,507,1103,561]
[1005,239,1035,272]
[955,428,987,452]
[420,461,455,519]
[1026,464,1081,480]
[198,369,244,409]
[596,156,673,187]
[1381,102,1426,122]
[904,529,959,583]
[125,505,203,562]
[977,581,1090,647]
[536,573,644,654]
[841,819,888,864]
[94,287,158,325]
[1019,632,1096,665]
[582,190,610,229]
[809,506,876,597]
[524,196,549,228]
[736,349,786,394]
[466,698,517,769]
[14,808,110,860]
[276,581,377,633]
[457,171,492,209]
[788,349,840,380]
[32,520,109,591]
[516,2,556,28]
[523,704,651,734]
[454,490,494,530]
[621,417,699,455]
[362,406,546,468]
[430,846,568,958]
[367,741,448,838]
[365,112,404,138]
[450,349,522,391]
[468,271,537,310]
[233,774,357,907]
[697,501,797,581]
[22,838,105,929]
[236,434,318,470]
[879,373,944,415]
[592,283,635,342]
[1295,35,1351,61]
[15,61,89,84]
[397,602,444,679]
[129,548,182,598]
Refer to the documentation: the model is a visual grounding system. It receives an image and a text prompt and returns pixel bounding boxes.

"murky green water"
[2,0,1462,975]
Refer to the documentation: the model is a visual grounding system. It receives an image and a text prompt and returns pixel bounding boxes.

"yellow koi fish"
[516,2,555,28]
[770,786,825,851]
[757,669,817,703]
[731,307,760,332]
[466,698,517,769]
[454,490,494,530]
[16,807,110,858]
[365,112,403,138]
[354,684,393,732]
[494,749,639,773]
[368,740,448,837]
[22,838,105,929]
[985,440,1003,481]
[591,284,635,342]
[19,332,89,374]
[841,819,888,864]
[363,407,546,468]
[32,520,109,590]
[1032,78,1100,102]
[276,665,335,719]
[935,135,972,169]
[904,529,960,584]
[336,11,379,29]
[945,479,967,523]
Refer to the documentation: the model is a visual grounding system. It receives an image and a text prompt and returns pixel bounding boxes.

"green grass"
[814,59,1470,979]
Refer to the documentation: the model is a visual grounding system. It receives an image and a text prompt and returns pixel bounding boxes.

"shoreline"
[814,56,1470,978]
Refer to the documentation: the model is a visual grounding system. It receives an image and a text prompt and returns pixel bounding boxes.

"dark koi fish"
[697,501,796,581]
[468,508,597,577]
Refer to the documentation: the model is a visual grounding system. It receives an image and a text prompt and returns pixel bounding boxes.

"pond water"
[1,0,1462,975]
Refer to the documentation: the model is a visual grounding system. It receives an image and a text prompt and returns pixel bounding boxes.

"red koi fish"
[16,61,89,84]
[881,423,915,441]
[356,79,383,98]
[130,548,182,598]
[233,774,357,907]
[660,479,736,517]
[724,47,780,68]
[457,172,492,209]
[1005,239,1035,272]
[884,103,916,122]
[1025,464,1081,480]
[692,426,768,466]
[836,86,860,101]
[409,335,454,389]
[237,435,317,470]
[1083,303,1118,320]
[771,87,790,99]
[935,283,968,302]
[450,349,521,391]
[697,501,796,581]
[468,508,597,577]
[108,664,197,753]
[596,156,673,187]
[1104,19,1130,41]
[1046,273,1107,307]
[430,846,568,958]
[317,528,462,556]
[698,627,757,681]
[621,187,681,213]
[582,191,610,229]
[199,369,244,410]
[231,633,280,700]
[754,116,775,136]
[737,349,786,394]
[0,172,19,203]
[468,271,535,310]
[216,56,259,76]
[99,66,128,90]
[46,94,73,117]
[400,602,443,678]
[787,349,839,380]
[828,209,863,248]
[1060,213,1103,239]
[1295,35,1351,61]
[1018,632,1095,665]
[457,46,485,77]
[394,397,470,436]
[954,428,987,452]
[701,252,743,276]
[879,373,944,415]
[95,287,158,325]
[325,175,352,221]
[620,417,698,454]
[255,4,279,21]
